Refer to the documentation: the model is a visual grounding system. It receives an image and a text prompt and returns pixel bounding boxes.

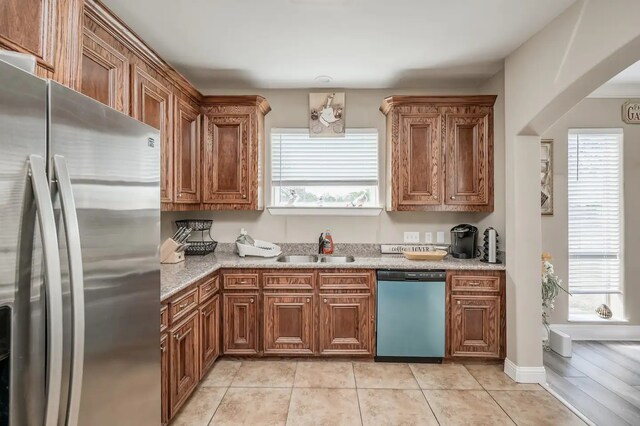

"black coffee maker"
[450,224,478,259]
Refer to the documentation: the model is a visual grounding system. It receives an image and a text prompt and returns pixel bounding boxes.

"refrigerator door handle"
[53,155,85,426]
[29,154,64,426]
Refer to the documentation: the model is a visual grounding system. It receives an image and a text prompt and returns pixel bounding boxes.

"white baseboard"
[504,358,547,384]
[550,324,640,341]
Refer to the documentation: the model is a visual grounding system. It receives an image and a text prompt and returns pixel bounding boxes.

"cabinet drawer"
[451,274,500,293]
[199,275,219,303]
[169,288,198,323]
[263,272,314,290]
[318,272,372,291]
[224,273,259,290]
[161,305,169,332]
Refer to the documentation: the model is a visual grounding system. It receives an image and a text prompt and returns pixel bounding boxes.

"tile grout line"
[409,363,442,426]
[206,360,242,426]
[485,390,518,425]
[353,362,365,426]
[284,361,299,425]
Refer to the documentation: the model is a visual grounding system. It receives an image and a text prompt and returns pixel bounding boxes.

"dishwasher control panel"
[377,270,446,281]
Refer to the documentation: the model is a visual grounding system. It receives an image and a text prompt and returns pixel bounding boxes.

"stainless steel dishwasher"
[376,270,446,362]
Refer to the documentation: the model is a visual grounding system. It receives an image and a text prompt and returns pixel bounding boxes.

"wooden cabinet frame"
[174,98,201,203]
[381,96,496,212]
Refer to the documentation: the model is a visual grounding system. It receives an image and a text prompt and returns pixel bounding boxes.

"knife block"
[160,238,185,264]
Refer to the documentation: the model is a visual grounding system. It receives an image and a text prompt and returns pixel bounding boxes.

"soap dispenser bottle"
[322,229,334,255]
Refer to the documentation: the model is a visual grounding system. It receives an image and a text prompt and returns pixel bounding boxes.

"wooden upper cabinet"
[200,96,270,210]
[80,28,129,113]
[263,294,314,355]
[396,113,442,207]
[381,96,496,212]
[445,111,492,209]
[0,0,56,70]
[131,65,174,203]
[174,98,200,203]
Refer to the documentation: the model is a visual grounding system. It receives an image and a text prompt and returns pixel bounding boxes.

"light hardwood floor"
[544,341,640,426]
[171,359,583,425]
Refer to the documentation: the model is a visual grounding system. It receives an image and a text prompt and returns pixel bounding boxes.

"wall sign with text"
[622,100,640,124]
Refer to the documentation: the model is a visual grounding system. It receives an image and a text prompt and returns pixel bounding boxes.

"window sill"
[568,314,628,324]
[267,206,383,216]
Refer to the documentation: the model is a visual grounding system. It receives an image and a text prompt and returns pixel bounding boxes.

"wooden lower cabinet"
[450,294,501,358]
[200,294,220,377]
[263,294,314,355]
[169,310,199,417]
[160,333,169,426]
[319,294,371,355]
[223,293,259,355]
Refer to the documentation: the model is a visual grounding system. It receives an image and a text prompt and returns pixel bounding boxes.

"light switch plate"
[436,231,446,244]
[404,232,420,244]
[425,232,433,244]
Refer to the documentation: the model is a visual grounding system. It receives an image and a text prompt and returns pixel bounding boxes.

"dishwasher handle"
[377,270,446,282]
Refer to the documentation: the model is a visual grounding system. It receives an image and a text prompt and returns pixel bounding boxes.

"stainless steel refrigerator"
[0,59,161,425]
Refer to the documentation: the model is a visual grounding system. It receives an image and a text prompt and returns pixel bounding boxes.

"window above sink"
[268,128,382,216]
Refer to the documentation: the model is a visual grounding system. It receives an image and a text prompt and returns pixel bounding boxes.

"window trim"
[267,127,382,214]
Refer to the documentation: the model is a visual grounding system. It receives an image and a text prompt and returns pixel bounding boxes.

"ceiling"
[590,60,640,98]
[102,0,575,90]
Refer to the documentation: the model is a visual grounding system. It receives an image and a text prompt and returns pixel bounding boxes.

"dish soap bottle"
[322,229,334,255]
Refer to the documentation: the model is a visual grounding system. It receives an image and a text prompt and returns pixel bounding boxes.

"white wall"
[161,72,506,245]
[542,98,640,325]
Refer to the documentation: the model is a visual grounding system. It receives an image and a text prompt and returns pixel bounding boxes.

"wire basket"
[174,219,212,232]
[184,241,218,256]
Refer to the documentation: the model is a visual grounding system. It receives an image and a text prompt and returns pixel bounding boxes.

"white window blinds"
[271,129,378,186]
[568,129,623,294]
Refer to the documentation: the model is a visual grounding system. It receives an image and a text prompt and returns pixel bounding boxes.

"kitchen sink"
[276,255,319,263]
[320,255,355,263]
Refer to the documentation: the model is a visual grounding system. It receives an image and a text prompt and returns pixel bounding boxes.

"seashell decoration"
[596,304,613,319]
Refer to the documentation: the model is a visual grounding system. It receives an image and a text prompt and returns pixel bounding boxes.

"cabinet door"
[160,333,169,425]
[450,295,500,358]
[397,113,442,206]
[223,294,258,355]
[319,294,371,355]
[174,98,200,203]
[445,113,491,207]
[80,29,129,113]
[202,114,251,205]
[264,294,314,355]
[169,310,199,416]
[131,65,173,203]
[200,294,219,377]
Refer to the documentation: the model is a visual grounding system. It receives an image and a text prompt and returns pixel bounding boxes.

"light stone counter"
[161,248,505,301]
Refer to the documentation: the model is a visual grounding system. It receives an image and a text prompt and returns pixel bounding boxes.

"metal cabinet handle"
[250,298,255,303]
[161,345,166,353]
[468,281,480,286]
[174,333,181,340]
[323,298,328,303]
[457,300,461,305]
[306,298,311,303]
[205,285,212,291]
[450,196,456,200]
[53,155,85,426]
[179,303,188,308]
[178,193,182,198]
[29,155,64,426]
[242,194,247,199]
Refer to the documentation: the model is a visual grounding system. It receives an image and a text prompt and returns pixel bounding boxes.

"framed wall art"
[541,139,553,215]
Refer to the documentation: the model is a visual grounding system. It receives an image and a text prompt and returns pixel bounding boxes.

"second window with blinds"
[568,129,624,321]
[269,129,379,212]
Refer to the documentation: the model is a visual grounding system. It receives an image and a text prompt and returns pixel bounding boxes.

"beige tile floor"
[171,359,585,426]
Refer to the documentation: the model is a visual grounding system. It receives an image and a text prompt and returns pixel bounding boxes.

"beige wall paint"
[161,72,506,245]
[542,98,640,325]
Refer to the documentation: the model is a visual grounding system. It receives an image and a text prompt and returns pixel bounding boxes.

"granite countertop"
[161,246,505,301]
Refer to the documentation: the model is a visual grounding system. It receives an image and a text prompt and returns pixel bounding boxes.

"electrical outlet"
[436,231,446,244]
[404,231,420,244]
[425,232,433,244]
